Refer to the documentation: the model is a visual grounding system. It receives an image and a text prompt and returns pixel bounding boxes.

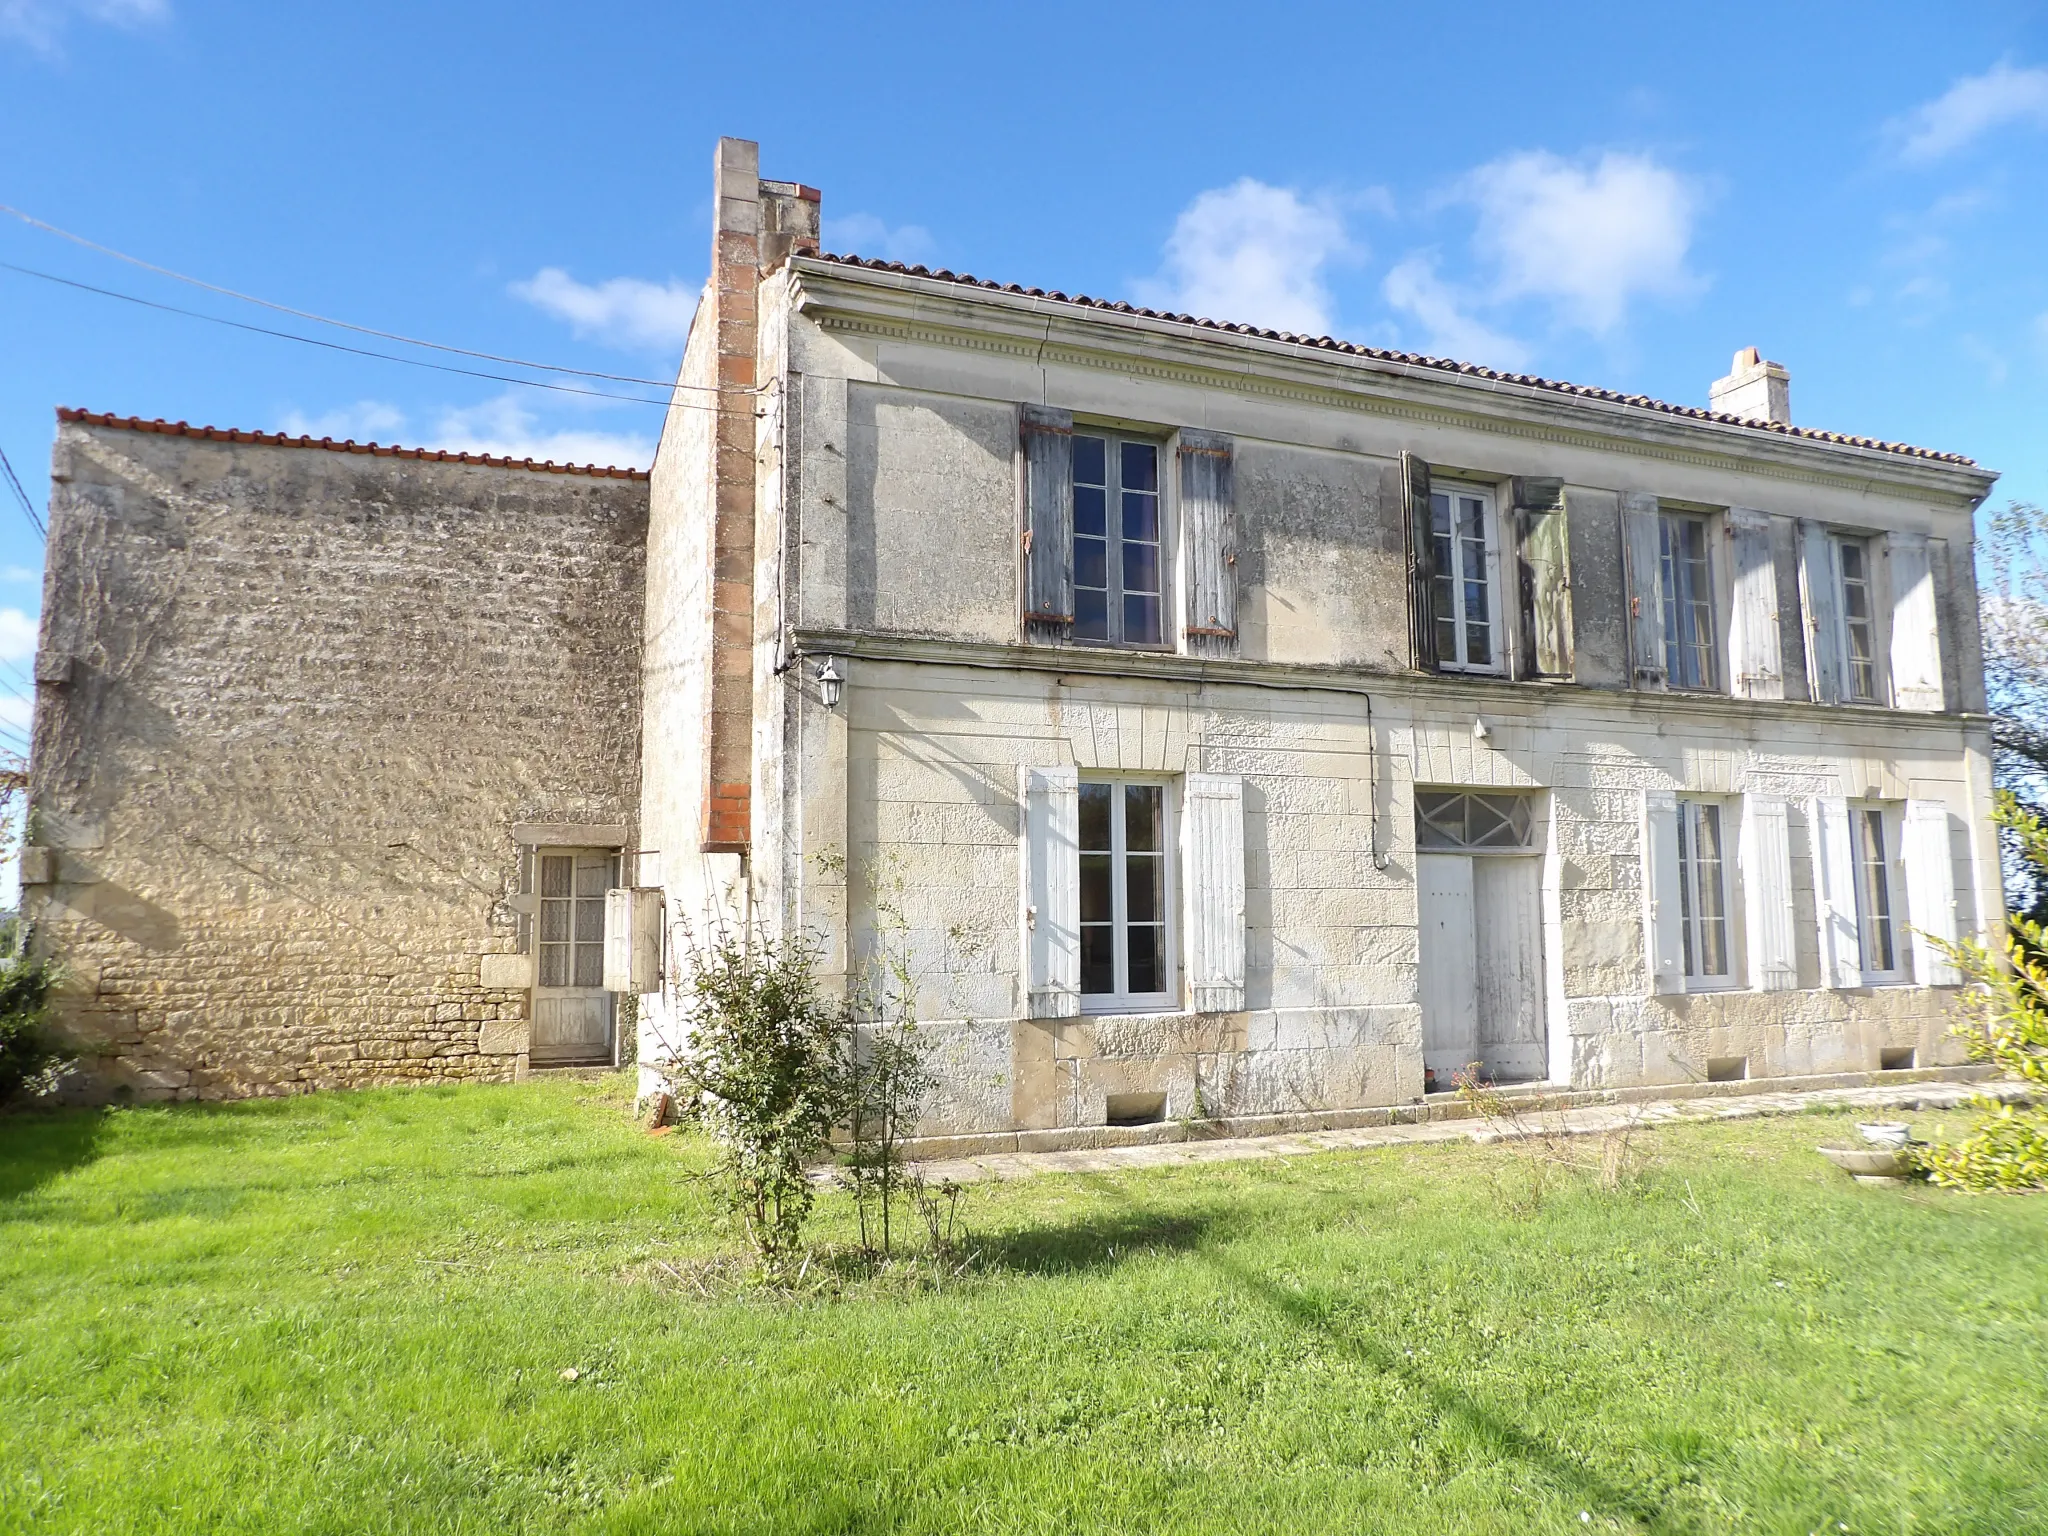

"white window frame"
[1659,510,1720,691]
[1850,802,1908,984]
[1830,532,1884,705]
[1675,798,1738,989]
[1430,482,1507,676]
[1414,788,1537,853]
[1078,776,1178,1013]
[1071,430,1171,651]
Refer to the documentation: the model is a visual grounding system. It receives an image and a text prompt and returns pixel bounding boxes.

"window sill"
[1080,999,1181,1019]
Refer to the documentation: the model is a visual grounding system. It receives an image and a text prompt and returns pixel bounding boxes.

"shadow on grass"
[0,1108,111,1204]
[969,1207,1213,1277]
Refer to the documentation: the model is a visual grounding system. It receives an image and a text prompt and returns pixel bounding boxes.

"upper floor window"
[1674,799,1732,984]
[1430,484,1504,674]
[1852,804,1903,979]
[1073,434,1164,647]
[1078,779,1173,1009]
[1659,511,1719,691]
[1833,535,1881,703]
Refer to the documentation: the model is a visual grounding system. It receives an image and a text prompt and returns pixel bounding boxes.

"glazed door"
[530,849,617,1065]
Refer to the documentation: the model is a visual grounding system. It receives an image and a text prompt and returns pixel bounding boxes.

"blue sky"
[3,0,2048,769]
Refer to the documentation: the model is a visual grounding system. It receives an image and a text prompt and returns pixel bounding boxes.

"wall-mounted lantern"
[816,655,844,710]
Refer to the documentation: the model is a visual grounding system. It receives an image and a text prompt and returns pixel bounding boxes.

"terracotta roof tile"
[809,254,1978,468]
[56,409,650,480]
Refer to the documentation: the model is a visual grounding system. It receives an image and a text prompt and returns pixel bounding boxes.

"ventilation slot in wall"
[1879,1047,1917,1072]
[1106,1092,1168,1127]
[1706,1056,1748,1083]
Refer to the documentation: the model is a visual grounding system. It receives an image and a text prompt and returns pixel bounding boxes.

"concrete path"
[910,1079,2032,1186]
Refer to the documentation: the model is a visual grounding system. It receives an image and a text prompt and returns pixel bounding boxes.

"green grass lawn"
[3,1077,2045,1535]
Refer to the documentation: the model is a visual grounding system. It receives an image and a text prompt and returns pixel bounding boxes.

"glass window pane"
[1075,536,1107,591]
[538,945,568,988]
[1074,435,1107,486]
[1693,804,1728,976]
[1123,540,1159,596]
[1078,783,1112,851]
[1080,925,1115,996]
[575,858,610,897]
[1430,492,1451,538]
[1122,491,1158,544]
[1124,594,1161,644]
[1079,854,1113,924]
[1075,589,1108,641]
[575,898,605,942]
[573,944,604,988]
[1120,441,1157,493]
[541,856,572,898]
[1127,925,1161,994]
[1125,785,1162,853]
[1856,808,1896,972]
[540,900,570,943]
[1126,856,1160,923]
[1074,485,1107,537]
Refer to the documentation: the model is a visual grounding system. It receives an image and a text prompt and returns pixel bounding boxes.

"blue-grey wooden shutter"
[1021,405,1074,640]
[1511,476,1571,680]
[1738,796,1798,990]
[1726,507,1784,700]
[1019,765,1080,1018]
[1886,531,1945,712]
[1795,519,1843,705]
[1640,790,1685,994]
[1902,799,1962,985]
[1809,796,1862,988]
[1402,451,1438,671]
[1622,492,1667,690]
[1181,773,1246,1012]
[1178,430,1237,658]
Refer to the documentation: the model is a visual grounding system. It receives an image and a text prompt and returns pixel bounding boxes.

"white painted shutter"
[1902,799,1963,986]
[1019,764,1080,1018]
[1810,796,1862,989]
[1726,508,1784,700]
[1795,519,1843,705]
[1181,773,1246,1013]
[629,888,664,994]
[1738,797,1798,990]
[1621,492,1667,691]
[1641,790,1685,994]
[603,887,634,993]
[1886,531,1945,712]
[1178,430,1237,658]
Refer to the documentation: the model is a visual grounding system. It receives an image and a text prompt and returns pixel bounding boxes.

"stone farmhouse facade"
[26,138,2002,1134]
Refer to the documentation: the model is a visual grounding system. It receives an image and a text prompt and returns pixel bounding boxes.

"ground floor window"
[1853,805,1901,979]
[1675,799,1731,983]
[1079,780,1172,1009]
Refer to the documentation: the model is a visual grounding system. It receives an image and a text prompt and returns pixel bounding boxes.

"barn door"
[531,848,619,1064]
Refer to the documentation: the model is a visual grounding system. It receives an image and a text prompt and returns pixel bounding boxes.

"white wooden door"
[531,849,617,1064]
[1474,856,1546,1081]
[1418,854,1479,1080]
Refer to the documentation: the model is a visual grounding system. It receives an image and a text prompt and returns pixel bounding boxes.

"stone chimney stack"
[700,139,821,855]
[1709,346,1791,425]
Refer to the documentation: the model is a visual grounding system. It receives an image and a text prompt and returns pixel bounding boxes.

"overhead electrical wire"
[0,203,696,391]
[0,442,47,540]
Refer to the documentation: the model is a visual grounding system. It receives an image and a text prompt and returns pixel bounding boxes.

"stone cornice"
[784,262,1997,511]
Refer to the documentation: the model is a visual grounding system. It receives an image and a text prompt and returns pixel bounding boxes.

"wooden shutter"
[629,888,663,993]
[1902,799,1963,985]
[1181,772,1246,1013]
[1739,796,1798,990]
[1886,531,1946,712]
[1726,508,1784,700]
[1795,519,1843,705]
[1512,476,1572,679]
[1621,492,1667,691]
[1020,405,1074,640]
[1179,430,1238,658]
[1019,765,1080,1018]
[603,887,634,993]
[1641,790,1685,994]
[1810,796,1862,988]
[1401,451,1438,671]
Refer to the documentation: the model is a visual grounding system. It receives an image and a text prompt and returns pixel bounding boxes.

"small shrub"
[0,952,62,1106]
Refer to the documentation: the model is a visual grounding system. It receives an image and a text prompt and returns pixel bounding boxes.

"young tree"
[1978,502,2048,922]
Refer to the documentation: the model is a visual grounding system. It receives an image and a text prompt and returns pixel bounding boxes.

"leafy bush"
[0,952,62,1106]
[1915,792,2048,1192]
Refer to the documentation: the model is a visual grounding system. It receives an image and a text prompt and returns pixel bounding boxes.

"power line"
[0,203,695,390]
[0,261,716,410]
[0,443,46,541]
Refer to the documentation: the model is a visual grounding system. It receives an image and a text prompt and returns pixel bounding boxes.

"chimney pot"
[1710,346,1791,426]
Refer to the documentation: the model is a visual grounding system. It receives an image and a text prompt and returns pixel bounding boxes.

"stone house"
[26,138,2003,1133]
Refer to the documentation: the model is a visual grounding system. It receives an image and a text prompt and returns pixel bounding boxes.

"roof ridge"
[804,254,1977,468]
[55,409,651,480]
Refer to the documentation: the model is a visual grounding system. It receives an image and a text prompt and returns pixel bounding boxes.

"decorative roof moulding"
[806,254,1976,468]
[55,409,650,480]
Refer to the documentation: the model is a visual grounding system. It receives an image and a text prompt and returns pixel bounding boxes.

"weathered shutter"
[1512,476,1572,679]
[1401,451,1438,672]
[1019,765,1080,1018]
[1641,790,1685,994]
[1738,797,1798,990]
[1020,405,1074,640]
[1725,507,1784,700]
[1181,772,1246,1013]
[602,887,634,993]
[1886,530,1946,712]
[1795,519,1843,705]
[1902,799,1963,986]
[1810,796,1862,988]
[629,888,664,994]
[1621,491,1667,691]
[1178,430,1238,658]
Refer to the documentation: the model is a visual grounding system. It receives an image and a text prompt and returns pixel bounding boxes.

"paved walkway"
[910,1079,2032,1186]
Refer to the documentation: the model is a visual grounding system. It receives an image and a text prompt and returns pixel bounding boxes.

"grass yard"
[3,1077,2046,1535]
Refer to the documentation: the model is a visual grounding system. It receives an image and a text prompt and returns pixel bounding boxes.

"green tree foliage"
[0,952,60,1106]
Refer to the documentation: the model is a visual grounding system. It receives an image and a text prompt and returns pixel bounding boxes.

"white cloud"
[431,394,654,470]
[1459,150,1700,334]
[0,607,37,663]
[1,0,166,55]
[1895,61,2048,163]
[823,213,934,264]
[510,268,697,352]
[0,693,29,730]
[277,400,408,442]
[1139,178,1351,335]
[3,566,39,583]
[1381,256,1530,371]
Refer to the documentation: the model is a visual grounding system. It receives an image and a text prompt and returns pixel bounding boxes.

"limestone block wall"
[26,419,647,1101]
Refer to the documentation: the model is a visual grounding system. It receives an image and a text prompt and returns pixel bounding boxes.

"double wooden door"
[1417,853,1547,1085]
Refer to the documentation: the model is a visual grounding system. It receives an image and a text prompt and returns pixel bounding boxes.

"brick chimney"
[701,139,820,855]
[1709,346,1791,425]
